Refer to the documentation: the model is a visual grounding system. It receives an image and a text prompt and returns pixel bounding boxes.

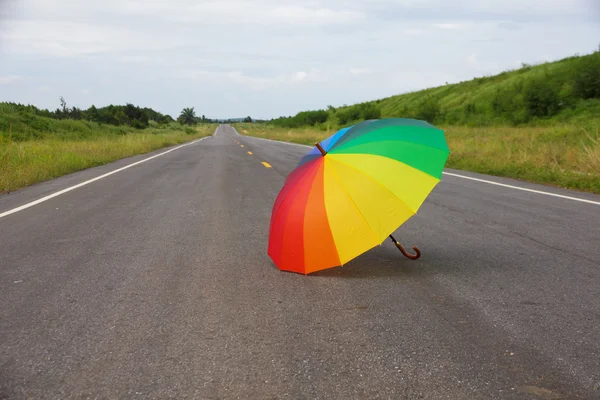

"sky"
[0,0,599,120]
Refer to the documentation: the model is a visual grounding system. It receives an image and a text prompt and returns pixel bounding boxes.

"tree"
[60,96,68,113]
[572,52,600,100]
[243,116,252,123]
[179,107,197,125]
[55,96,69,119]
[87,105,100,122]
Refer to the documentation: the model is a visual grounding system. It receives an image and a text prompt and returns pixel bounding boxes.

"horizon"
[1,0,599,120]
[1,50,596,121]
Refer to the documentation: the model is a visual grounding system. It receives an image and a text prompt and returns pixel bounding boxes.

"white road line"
[0,136,210,220]
[230,125,599,206]
[442,172,600,206]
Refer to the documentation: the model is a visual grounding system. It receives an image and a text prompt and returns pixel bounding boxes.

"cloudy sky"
[0,0,598,120]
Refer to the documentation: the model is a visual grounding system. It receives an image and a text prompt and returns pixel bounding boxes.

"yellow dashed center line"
[240,145,244,148]
[248,151,253,155]
[261,162,272,168]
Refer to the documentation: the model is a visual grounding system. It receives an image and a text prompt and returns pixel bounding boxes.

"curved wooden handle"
[395,243,421,259]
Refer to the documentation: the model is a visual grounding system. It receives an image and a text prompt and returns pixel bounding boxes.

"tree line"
[1,98,223,129]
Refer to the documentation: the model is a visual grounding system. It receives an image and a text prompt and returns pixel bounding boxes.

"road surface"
[1,125,599,399]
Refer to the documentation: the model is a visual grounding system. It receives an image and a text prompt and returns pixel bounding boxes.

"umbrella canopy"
[267,118,450,274]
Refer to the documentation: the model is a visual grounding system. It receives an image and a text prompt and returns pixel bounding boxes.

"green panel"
[331,140,449,179]
[330,118,443,151]
[331,125,449,154]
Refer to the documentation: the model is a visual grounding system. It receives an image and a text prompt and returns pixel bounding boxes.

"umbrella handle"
[315,142,327,156]
[396,243,421,259]
[389,235,421,260]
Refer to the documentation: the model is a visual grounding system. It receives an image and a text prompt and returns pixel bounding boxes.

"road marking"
[240,145,244,148]
[0,136,210,220]
[248,151,253,155]
[442,172,600,206]
[228,125,599,206]
[230,127,311,147]
[241,134,311,148]
[261,162,272,168]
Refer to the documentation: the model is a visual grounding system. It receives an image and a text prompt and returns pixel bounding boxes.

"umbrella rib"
[331,143,448,181]
[332,134,450,155]
[269,161,318,232]
[326,159,382,244]
[329,154,432,216]
[329,123,445,153]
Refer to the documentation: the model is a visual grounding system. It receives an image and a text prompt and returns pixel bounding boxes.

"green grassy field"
[234,122,600,194]
[0,109,216,193]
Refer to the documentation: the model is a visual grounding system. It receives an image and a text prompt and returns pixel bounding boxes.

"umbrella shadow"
[309,244,440,279]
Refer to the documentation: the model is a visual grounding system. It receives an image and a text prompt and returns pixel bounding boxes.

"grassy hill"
[236,50,600,193]
[267,50,600,129]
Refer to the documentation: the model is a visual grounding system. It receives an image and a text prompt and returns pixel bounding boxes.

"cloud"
[433,23,463,29]
[0,20,176,57]
[0,75,22,84]
[179,68,327,90]
[19,0,365,26]
[465,53,500,74]
[350,68,370,75]
[403,28,424,36]
[0,0,598,119]
[497,22,522,30]
[39,85,51,91]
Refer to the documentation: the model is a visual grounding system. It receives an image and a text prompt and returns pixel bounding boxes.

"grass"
[0,124,216,193]
[443,124,600,193]
[234,122,600,194]
[234,124,331,146]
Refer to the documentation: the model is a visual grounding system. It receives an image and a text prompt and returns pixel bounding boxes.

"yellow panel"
[327,157,415,242]
[323,161,380,265]
[329,153,440,212]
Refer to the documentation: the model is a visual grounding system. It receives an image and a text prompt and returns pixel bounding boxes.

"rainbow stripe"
[268,118,450,274]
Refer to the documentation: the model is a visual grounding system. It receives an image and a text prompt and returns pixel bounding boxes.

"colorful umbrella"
[267,118,450,274]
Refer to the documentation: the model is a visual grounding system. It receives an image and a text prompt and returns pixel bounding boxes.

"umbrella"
[267,118,450,274]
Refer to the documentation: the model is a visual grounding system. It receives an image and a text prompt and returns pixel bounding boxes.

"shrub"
[360,103,381,120]
[415,98,441,123]
[336,106,361,125]
[524,78,562,118]
[572,52,600,99]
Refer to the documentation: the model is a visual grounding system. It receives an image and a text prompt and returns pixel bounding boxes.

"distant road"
[1,125,599,399]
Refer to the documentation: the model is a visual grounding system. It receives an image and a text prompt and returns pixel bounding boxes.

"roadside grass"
[234,123,332,146]
[235,122,600,194]
[0,124,216,193]
[444,124,600,193]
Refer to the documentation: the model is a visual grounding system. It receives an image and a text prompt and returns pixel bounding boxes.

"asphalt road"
[1,124,599,399]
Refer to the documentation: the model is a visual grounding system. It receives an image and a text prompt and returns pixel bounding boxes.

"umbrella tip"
[315,142,327,156]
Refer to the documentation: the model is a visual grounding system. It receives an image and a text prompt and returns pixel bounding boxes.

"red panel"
[268,159,322,273]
